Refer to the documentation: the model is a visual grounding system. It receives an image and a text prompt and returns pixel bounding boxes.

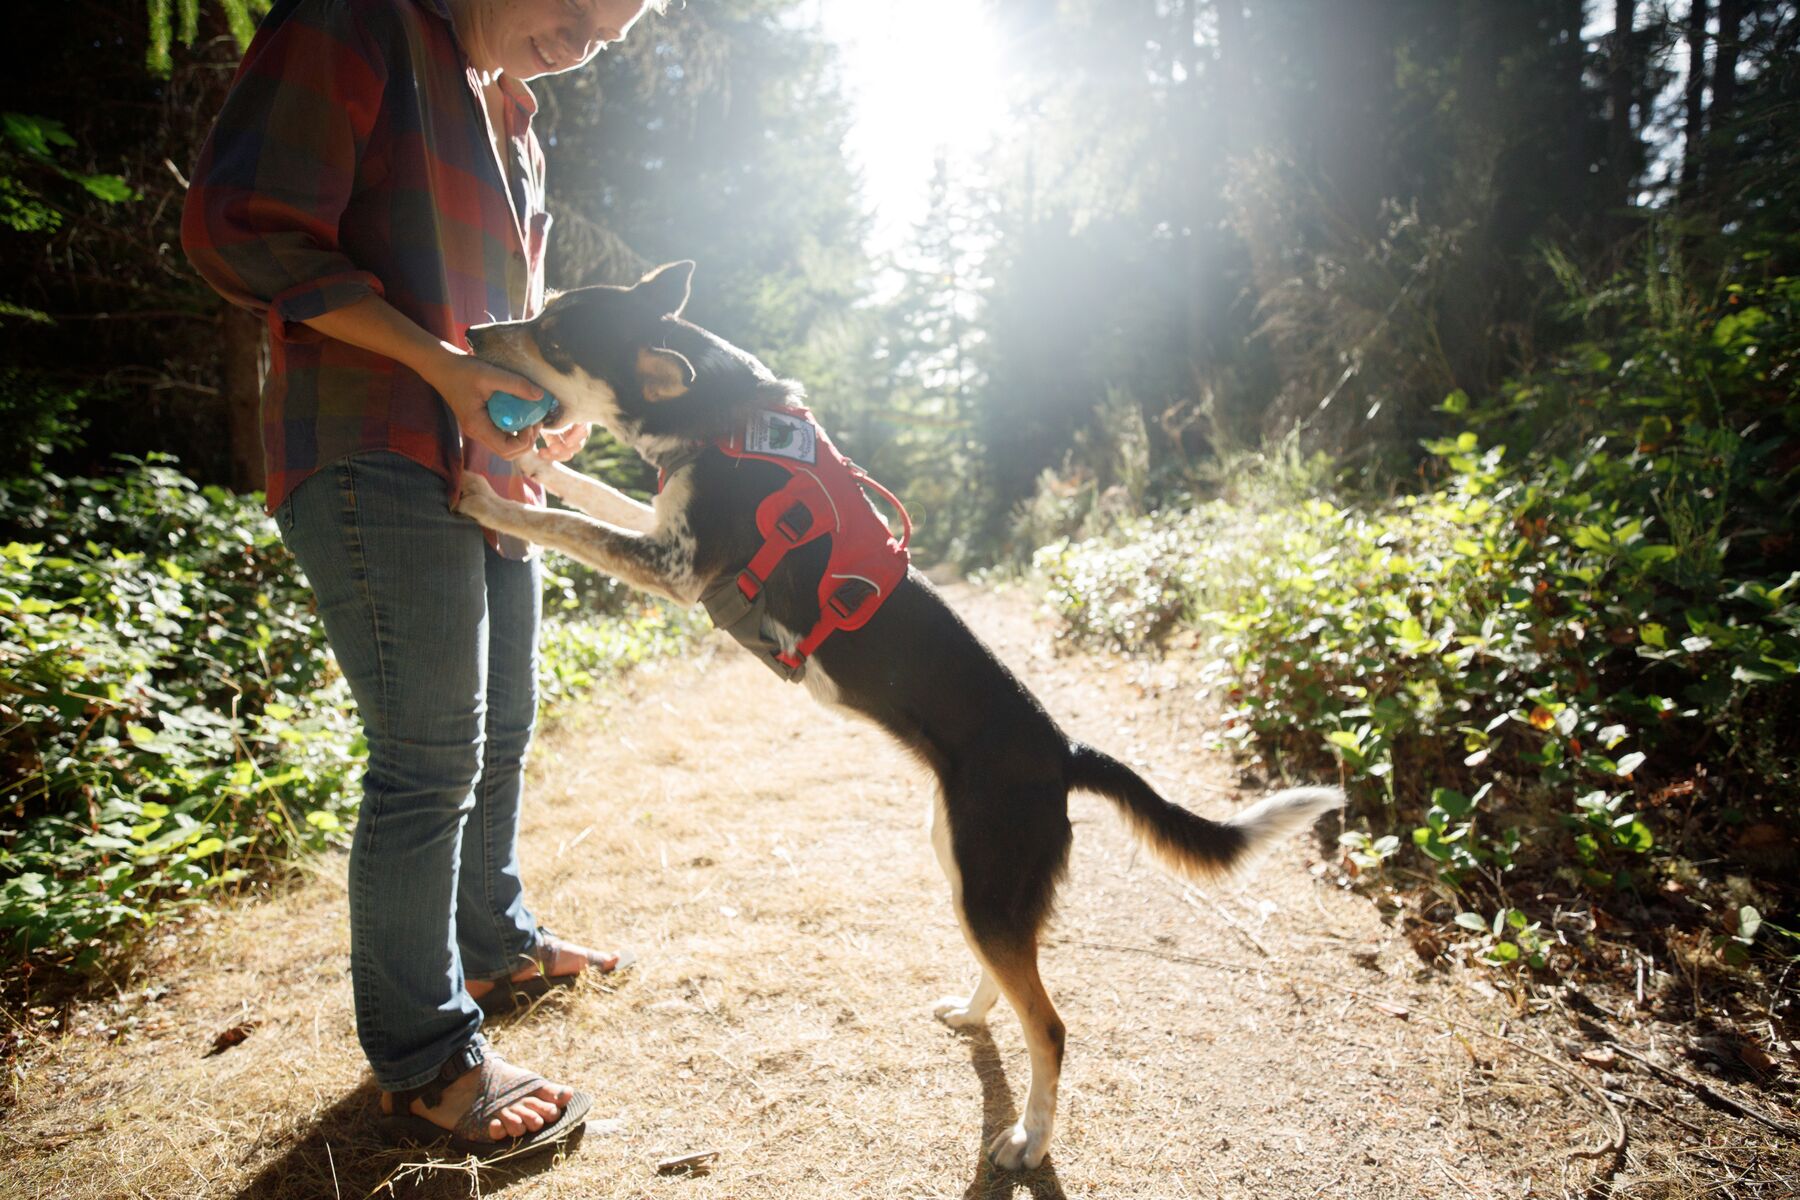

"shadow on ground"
[230,1081,580,1199]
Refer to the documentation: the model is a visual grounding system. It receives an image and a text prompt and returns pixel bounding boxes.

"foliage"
[849,159,994,567]
[0,113,137,237]
[1036,244,1800,970]
[0,457,360,966]
[144,0,269,77]
[0,369,90,478]
[538,565,702,715]
[0,456,698,970]
[0,112,138,331]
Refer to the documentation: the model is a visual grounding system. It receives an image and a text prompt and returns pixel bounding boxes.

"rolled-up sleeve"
[181,0,392,342]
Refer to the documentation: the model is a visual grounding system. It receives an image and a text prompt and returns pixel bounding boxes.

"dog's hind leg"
[934,773,1071,1170]
[979,941,1065,1172]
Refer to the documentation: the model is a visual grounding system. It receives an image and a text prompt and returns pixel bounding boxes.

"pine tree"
[867,156,992,563]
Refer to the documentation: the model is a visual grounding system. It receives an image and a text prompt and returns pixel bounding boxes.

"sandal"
[474,935,636,1019]
[378,1043,592,1159]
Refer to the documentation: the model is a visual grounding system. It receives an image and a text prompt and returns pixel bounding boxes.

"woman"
[183,0,661,1156]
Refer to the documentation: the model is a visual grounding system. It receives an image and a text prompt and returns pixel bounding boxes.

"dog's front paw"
[514,451,548,482]
[932,996,990,1030]
[987,1120,1051,1171]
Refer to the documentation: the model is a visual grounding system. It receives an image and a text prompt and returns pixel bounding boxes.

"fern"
[144,0,270,76]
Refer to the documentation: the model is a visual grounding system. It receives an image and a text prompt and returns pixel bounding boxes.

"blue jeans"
[276,451,543,1092]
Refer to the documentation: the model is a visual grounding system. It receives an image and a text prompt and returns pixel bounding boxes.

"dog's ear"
[636,346,696,402]
[637,260,695,319]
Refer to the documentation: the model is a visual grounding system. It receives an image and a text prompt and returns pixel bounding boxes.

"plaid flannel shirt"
[182,0,550,558]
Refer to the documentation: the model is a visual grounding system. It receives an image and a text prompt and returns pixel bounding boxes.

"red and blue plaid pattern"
[182,0,550,557]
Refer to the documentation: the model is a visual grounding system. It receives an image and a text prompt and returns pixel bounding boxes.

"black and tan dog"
[456,261,1343,1170]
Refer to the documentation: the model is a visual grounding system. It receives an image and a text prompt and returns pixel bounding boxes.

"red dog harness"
[675,405,911,682]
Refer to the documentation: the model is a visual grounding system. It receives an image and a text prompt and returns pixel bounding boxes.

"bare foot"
[380,1059,572,1142]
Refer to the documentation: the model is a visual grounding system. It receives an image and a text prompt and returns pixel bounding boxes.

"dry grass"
[3,584,1793,1198]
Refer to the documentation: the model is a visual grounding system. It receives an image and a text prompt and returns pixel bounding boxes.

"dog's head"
[467,261,799,455]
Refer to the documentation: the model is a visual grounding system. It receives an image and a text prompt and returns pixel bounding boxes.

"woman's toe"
[533,1081,574,1106]
[521,1095,560,1120]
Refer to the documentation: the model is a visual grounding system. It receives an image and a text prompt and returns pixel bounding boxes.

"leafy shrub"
[538,568,701,714]
[1,457,362,966]
[1036,247,1800,968]
[1,457,699,969]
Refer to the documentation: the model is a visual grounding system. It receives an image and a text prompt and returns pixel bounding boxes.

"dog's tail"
[1068,742,1343,878]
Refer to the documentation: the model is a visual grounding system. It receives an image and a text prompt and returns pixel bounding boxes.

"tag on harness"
[744,411,817,463]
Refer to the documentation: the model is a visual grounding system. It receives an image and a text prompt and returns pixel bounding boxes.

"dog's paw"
[514,451,548,482]
[932,996,990,1030]
[986,1121,1051,1171]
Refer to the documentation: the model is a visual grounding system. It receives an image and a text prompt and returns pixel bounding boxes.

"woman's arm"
[181,2,551,462]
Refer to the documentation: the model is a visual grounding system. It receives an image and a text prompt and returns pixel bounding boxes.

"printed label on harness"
[744,411,817,463]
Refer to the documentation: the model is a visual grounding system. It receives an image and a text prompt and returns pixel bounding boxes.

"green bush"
[1036,247,1800,967]
[1,457,699,969]
[1,457,362,966]
[538,563,702,714]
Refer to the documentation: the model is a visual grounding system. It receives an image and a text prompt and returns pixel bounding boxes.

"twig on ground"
[1434,1156,1481,1199]
[1180,884,1272,958]
[1606,1042,1800,1141]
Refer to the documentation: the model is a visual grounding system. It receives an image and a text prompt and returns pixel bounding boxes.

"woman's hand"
[537,423,591,463]
[418,342,546,461]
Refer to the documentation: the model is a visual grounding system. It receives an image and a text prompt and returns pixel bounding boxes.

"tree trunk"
[1681,0,1709,203]
[1314,0,1389,236]
[1713,0,1744,112]
[221,305,267,494]
[1609,0,1641,214]
[1215,0,1249,157]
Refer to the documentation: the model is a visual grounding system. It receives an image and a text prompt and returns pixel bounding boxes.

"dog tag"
[745,411,817,463]
[487,390,556,434]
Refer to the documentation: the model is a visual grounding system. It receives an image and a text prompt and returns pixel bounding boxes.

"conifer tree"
[866,155,992,563]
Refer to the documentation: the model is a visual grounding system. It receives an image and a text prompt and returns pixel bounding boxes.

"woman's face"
[476,0,650,80]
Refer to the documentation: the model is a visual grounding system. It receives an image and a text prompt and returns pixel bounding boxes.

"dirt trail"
[1,585,1723,1198]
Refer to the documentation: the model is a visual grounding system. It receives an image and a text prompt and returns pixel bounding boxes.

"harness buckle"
[827,579,877,620]
[774,502,813,543]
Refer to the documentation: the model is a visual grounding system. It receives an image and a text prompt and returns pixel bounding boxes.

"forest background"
[1,0,1796,1078]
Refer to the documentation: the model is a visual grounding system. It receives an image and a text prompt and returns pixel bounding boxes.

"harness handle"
[852,470,913,550]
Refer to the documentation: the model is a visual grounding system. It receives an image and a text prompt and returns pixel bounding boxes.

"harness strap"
[700,573,804,682]
[671,406,910,684]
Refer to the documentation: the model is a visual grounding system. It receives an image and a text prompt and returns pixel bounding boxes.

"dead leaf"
[1580,1047,1617,1068]
[657,1149,720,1176]
[1738,1043,1778,1074]
[1371,1001,1410,1020]
[206,1019,260,1057]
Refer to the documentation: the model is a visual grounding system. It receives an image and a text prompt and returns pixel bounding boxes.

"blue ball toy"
[486,390,557,434]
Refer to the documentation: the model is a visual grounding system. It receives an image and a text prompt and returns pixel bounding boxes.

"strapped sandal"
[378,1041,592,1159]
[474,933,636,1019]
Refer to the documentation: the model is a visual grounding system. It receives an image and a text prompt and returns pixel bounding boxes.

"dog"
[455,261,1344,1170]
